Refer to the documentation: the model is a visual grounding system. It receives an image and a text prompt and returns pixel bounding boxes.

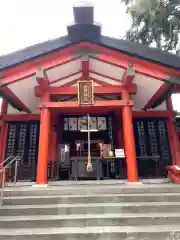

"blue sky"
[0,0,179,111]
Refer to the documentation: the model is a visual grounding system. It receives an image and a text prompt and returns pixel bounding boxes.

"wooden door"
[133,118,171,177]
[5,121,40,181]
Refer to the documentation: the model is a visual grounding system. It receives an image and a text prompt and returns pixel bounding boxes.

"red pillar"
[0,99,8,164]
[166,97,180,165]
[36,107,50,185]
[122,91,138,182]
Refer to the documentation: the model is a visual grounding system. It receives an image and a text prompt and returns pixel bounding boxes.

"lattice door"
[23,122,40,180]
[5,121,40,180]
[133,118,171,177]
[5,124,17,157]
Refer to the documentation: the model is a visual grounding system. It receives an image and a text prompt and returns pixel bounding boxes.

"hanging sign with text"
[78,81,94,105]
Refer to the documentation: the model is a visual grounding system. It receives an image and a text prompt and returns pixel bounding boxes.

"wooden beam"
[35,84,137,97]
[0,53,81,86]
[90,77,109,86]
[50,71,82,85]
[36,68,49,88]
[1,41,180,88]
[92,54,171,82]
[49,75,116,89]
[1,87,31,113]
[58,77,82,88]
[39,100,134,109]
[4,114,40,121]
[143,83,173,111]
[82,56,89,79]
[83,42,180,78]
[90,70,122,83]
[132,111,169,118]
[122,67,135,86]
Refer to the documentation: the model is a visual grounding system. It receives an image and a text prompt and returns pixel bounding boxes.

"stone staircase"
[1,181,180,239]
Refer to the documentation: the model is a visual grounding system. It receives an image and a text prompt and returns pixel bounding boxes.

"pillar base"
[126,181,142,185]
[32,184,48,187]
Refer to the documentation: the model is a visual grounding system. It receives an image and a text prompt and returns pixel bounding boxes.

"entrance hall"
[0,4,179,184]
[4,112,172,182]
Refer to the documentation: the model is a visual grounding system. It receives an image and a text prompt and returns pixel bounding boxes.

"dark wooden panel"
[157,120,172,166]
[133,118,171,177]
[5,124,17,157]
[134,120,148,157]
[5,121,40,181]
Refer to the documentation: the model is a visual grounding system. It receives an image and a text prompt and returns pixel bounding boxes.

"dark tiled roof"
[100,36,180,70]
[0,36,72,70]
[0,34,180,72]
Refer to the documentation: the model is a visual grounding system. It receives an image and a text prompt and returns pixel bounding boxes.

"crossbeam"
[39,100,134,109]
[0,87,31,113]
[36,68,49,88]
[122,67,135,86]
[35,84,137,97]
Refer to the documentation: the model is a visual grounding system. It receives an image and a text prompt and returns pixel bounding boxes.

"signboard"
[63,116,108,131]
[115,149,125,158]
[78,81,94,105]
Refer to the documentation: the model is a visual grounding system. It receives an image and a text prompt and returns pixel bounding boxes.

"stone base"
[126,181,143,185]
[32,184,48,187]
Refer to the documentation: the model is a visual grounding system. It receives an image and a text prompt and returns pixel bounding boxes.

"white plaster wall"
[89,58,125,80]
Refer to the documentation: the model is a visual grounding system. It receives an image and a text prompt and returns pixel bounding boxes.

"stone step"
[0,225,180,240]
[3,193,180,205]
[5,183,180,197]
[0,213,180,228]
[1,202,180,216]
[2,182,180,240]
[6,179,170,188]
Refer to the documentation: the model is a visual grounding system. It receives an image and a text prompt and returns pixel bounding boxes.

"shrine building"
[1,4,180,185]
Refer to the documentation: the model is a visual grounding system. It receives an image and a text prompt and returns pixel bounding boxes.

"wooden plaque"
[78,81,94,105]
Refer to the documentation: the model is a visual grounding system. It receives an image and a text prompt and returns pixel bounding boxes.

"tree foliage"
[121,0,180,53]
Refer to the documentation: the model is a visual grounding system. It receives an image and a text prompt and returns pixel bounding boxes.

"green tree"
[121,0,180,53]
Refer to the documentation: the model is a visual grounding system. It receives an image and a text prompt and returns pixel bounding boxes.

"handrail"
[0,156,21,173]
[0,156,14,168]
[0,156,21,206]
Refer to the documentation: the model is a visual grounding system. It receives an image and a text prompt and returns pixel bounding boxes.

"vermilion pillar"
[36,107,50,185]
[166,97,180,165]
[0,99,8,165]
[122,91,138,182]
